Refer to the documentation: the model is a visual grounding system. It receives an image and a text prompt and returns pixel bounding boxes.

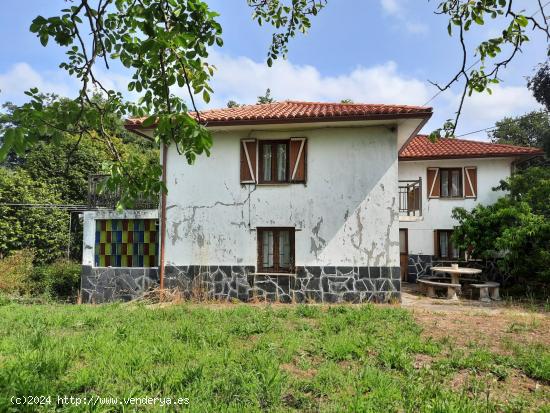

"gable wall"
[163,126,400,268]
[398,157,513,256]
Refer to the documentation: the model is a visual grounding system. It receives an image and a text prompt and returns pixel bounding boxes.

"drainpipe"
[159,143,168,297]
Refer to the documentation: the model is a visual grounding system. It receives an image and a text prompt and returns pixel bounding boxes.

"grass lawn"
[0,302,548,412]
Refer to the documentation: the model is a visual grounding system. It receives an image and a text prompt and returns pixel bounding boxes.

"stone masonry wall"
[81,265,401,303]
[407,255,502,283]
[80,265,159,303]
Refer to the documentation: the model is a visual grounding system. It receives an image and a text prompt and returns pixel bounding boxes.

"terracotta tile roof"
[400,135,544,160]
[125,100,432,128]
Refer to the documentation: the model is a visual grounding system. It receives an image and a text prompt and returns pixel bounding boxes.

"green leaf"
[142,116,157,128]
[39,32,49,46]
[515,15,528,27]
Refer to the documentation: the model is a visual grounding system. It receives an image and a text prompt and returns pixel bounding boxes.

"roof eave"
[398,151,544,161]
[124,111,433,131]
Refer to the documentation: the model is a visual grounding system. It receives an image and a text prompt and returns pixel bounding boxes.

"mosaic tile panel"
[94,219,158,267]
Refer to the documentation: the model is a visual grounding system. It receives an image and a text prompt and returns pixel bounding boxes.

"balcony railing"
[399,178,422,216]
[88,174,158,209]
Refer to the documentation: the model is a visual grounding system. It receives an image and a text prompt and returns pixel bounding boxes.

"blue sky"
[0,0,546,139]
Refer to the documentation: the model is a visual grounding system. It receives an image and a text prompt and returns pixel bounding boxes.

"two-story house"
[79,101,543,303]
[397,135,542,281]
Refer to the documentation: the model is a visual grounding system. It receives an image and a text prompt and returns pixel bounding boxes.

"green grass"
[0,302,547,412]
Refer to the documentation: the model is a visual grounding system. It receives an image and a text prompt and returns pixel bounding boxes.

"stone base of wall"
[81,265,401,303]
[81,265,159,303]
[407,254,433,282]
[407,255,503,283]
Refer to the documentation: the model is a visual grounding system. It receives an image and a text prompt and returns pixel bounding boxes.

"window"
[257,228,295,273]
[259,140,289,183]
[435,230,460,259]
[440,168,462,198]
[240,138,307,184]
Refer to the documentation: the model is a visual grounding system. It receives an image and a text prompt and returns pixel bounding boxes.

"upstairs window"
[240,138,307,184]
[440,168,462,198]
[259,140,289,183]
[257,228,295,273]
[427,167,476,199]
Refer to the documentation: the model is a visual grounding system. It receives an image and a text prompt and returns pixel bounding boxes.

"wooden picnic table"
[431,266,482,285]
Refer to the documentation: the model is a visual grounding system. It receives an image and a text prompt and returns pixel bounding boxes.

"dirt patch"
[280,362,317,379]
[413,353,434,369]
[410,308,550,353]
[401,284,550,352]
[404,289,550,408]
[448,368,549,409]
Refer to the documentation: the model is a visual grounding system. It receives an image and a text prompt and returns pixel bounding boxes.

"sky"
[0,0,547,140]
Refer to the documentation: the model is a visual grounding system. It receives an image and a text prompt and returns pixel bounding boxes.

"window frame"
[435,229,461,260]
[258,140,290,184]
[439,168,463,198]
[257,227,295,273]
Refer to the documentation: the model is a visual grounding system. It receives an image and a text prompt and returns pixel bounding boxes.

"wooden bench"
[470,282,500,302]
[418,279,461,300]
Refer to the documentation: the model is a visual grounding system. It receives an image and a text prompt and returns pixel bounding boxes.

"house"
[79,101,543,303]
[397,135,543,281]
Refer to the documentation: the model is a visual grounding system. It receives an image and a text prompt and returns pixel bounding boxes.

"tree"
[340,99,354,104]
[0,96,158,260]
[257,88,275,104]
[0,169,69,264]
[452,167,550,282]
[528,61,550,111]
[489,111,550,156]
[429,1,550,139]
[226,100,242,108]
[0,1,549,203]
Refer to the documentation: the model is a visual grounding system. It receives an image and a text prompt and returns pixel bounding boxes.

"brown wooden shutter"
[289,138,307,183]
[464,167,477,198]
[240,139,257,184]
[427,167,440,198]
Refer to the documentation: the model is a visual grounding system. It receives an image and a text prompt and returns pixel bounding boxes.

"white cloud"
[380,0,401,15]
[459,87,541,138]
[379,0,429,34]
[205,51,541,141]
[1,56,541,142]
[205,51,431,108]
[0,63,78,104]
[425,84,542,139]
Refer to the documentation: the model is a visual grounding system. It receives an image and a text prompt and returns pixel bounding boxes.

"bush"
[453,166,550,283]
[0,249,34,294]
[0,252,80,302]
[30,260,81,302]
[0,168,69,264]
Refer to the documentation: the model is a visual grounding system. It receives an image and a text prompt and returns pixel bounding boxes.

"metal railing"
[87,174,158,209]
[399,178,422,216]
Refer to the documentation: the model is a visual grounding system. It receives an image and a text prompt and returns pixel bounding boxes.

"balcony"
[399,178,422,217]
[87,174,158,210]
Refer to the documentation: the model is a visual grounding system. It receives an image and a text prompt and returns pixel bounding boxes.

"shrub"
[0,249,34,294]
[453,166,550,282]
[30,260,81,301]
[0,168,69,264]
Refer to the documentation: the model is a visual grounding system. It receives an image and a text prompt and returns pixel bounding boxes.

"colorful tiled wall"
[95,219,158,267]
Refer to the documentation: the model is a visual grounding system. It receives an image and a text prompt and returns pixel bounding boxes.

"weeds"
[0,304,546,412]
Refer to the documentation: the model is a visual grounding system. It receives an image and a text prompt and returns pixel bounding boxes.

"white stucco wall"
[82,209,158,267]
[398,157,513,255]
[163,125,401,268]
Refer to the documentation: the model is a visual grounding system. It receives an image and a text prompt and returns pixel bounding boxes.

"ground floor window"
[435,229,460,259]
[95,219,158,267]
[257,227,295,273]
